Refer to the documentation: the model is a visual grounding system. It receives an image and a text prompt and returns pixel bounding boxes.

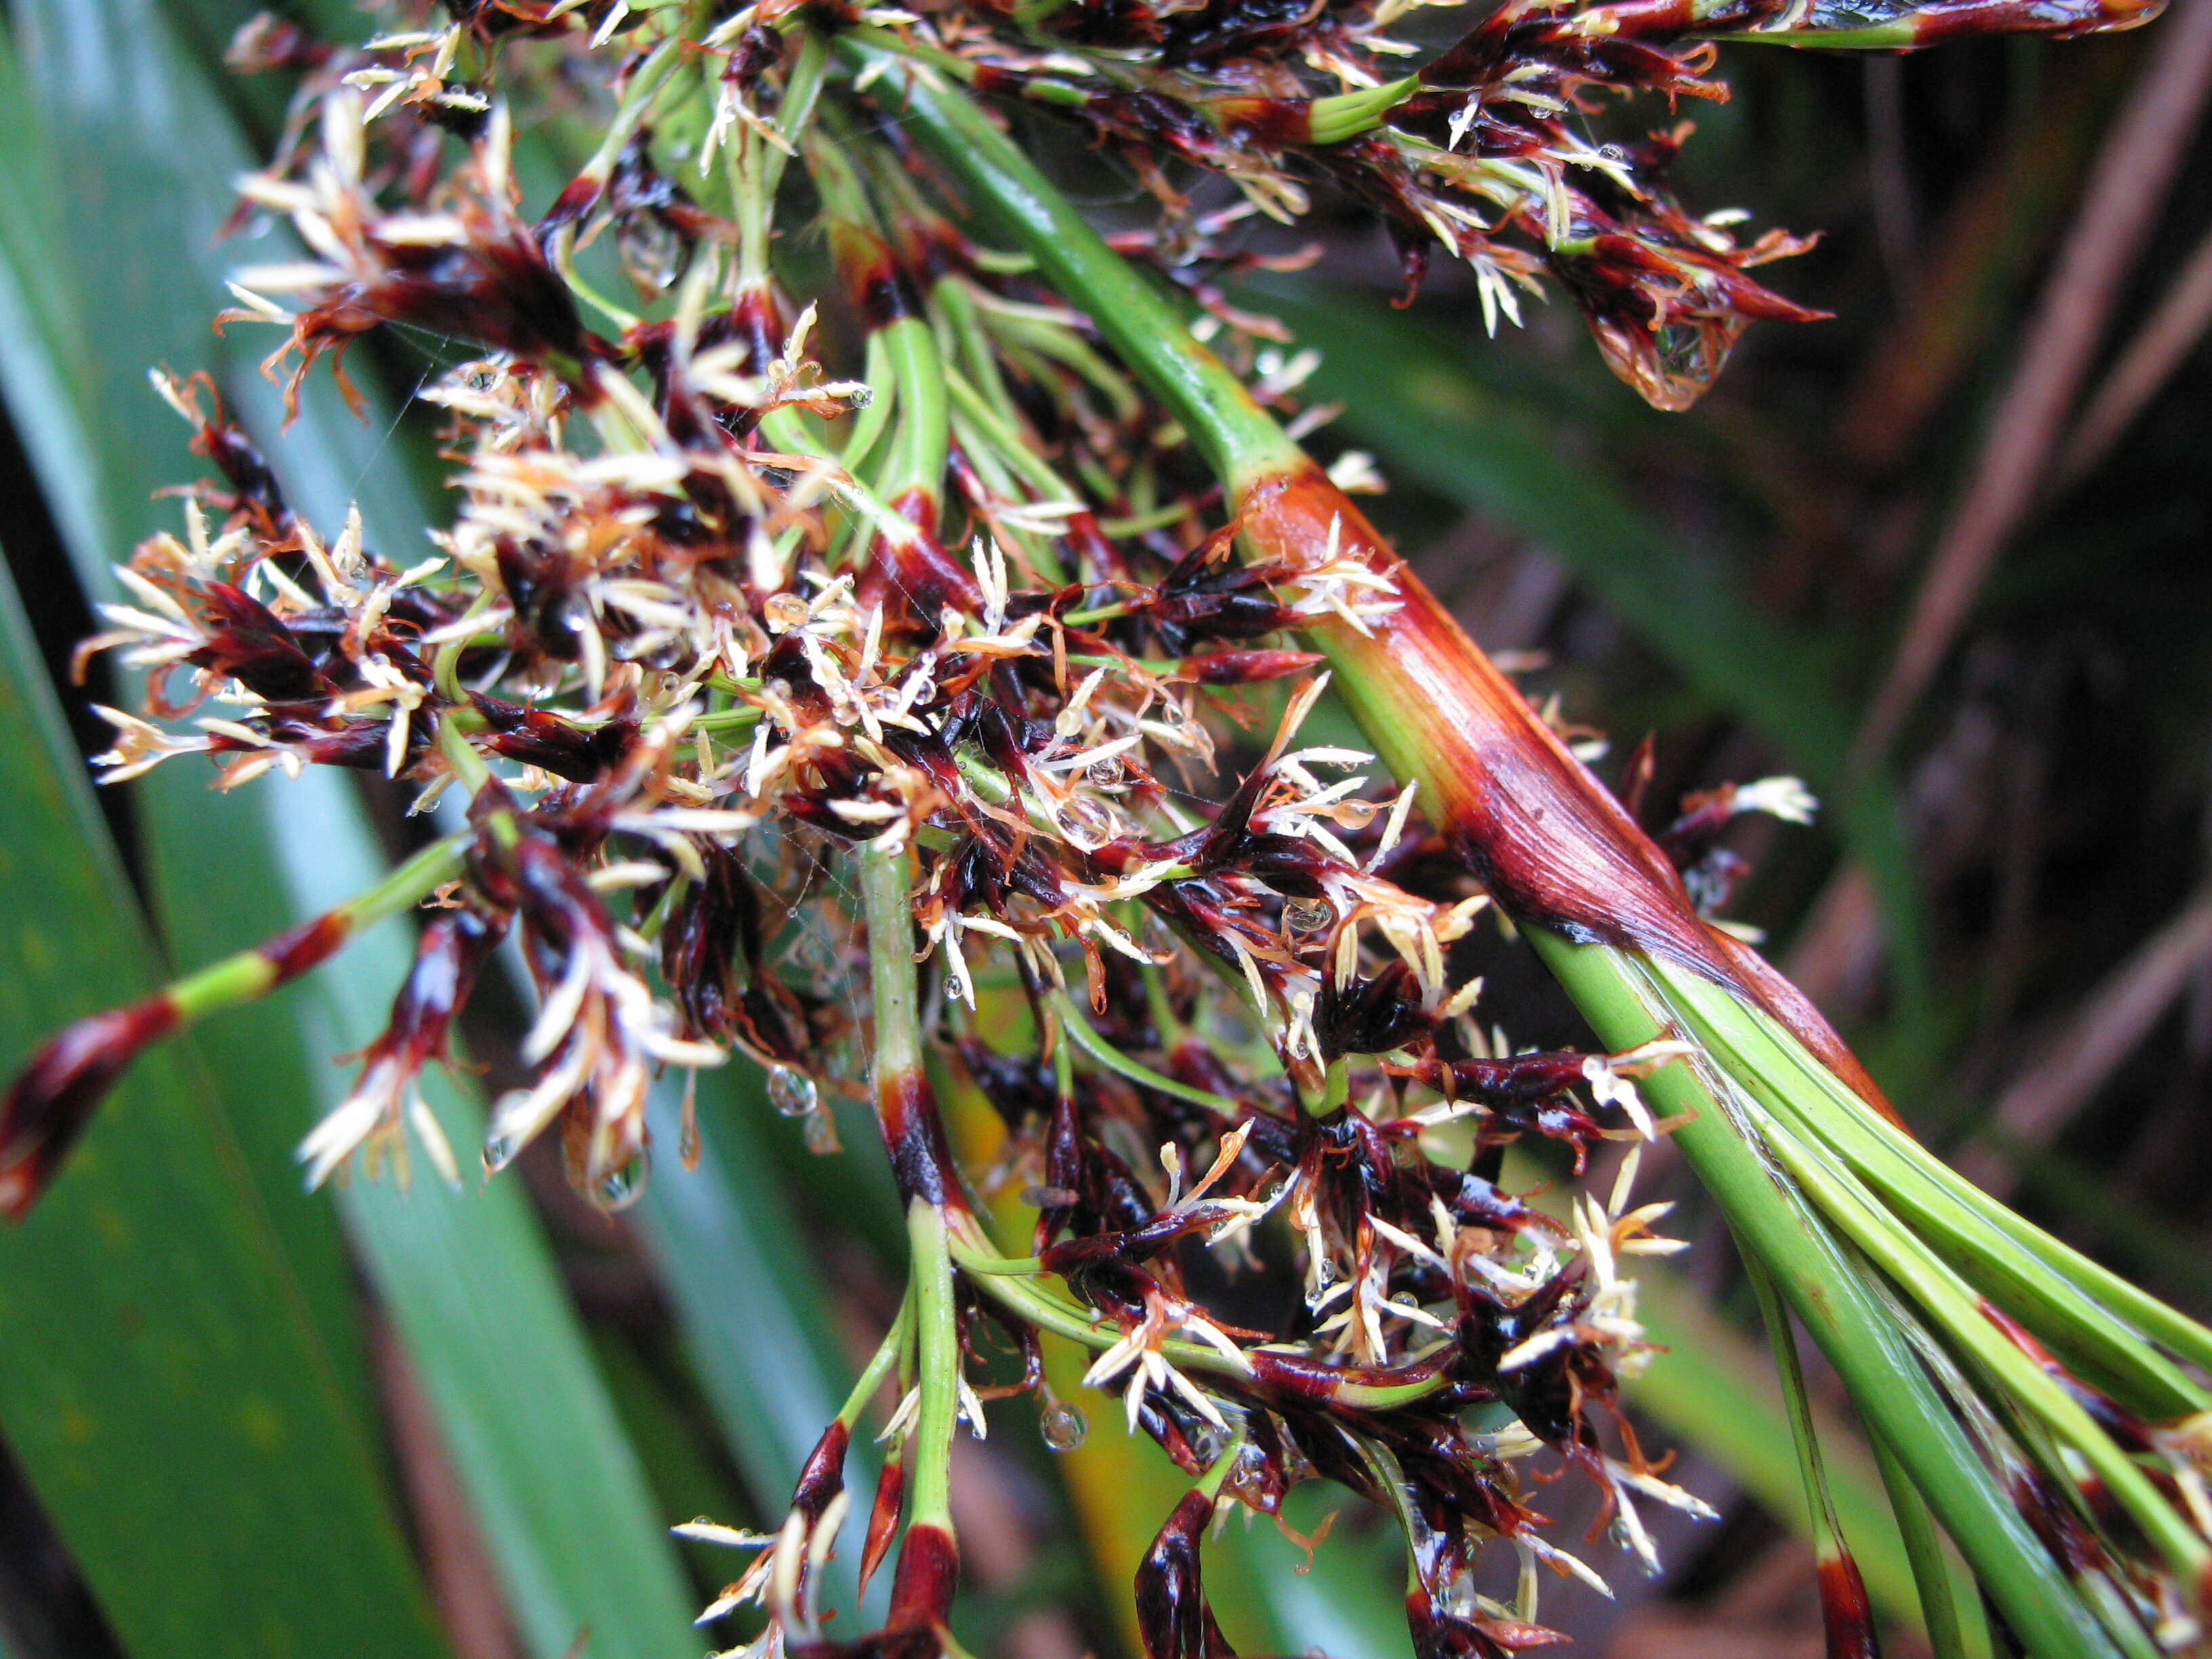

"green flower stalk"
[852,34,2212,1658]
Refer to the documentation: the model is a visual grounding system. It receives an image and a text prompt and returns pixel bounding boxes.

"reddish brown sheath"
[1234,460,1896,1120]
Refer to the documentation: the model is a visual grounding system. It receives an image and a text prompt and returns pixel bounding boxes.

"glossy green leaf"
[0,550,452,1659]
[635,1076,874,1586]
[0,6,703,1653]
[0,0,389,1425]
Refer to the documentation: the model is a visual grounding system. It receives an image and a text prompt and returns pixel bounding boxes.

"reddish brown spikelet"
[886,1520,959,1631]
[372,912,497,1083]
[1133,1490,1235,1659]
[1815,1549,1881,1659]
[859,1455,906,1596]
[1179,648,1326,685]
[0,998,179,1220]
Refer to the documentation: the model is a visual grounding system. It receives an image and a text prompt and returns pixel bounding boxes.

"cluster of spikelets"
[5,2,2204,1658]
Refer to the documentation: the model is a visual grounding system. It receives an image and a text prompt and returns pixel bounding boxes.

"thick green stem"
[1536,930,2123,1659]
[861,835,966,1624]
[804,117,949,520]
[1654,955,2212,1401]
[862,840,926,1101]
[874,316,950,512]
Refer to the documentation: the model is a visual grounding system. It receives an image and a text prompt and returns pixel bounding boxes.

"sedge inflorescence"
[3,1,2196,1657]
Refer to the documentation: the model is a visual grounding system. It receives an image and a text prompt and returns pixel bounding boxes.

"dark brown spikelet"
[1134,1489,1237,1659]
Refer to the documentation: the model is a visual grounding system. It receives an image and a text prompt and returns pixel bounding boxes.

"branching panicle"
[5,3,2204,1657]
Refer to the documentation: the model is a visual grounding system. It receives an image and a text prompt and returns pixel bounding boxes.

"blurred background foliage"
[0,1,2207,1656]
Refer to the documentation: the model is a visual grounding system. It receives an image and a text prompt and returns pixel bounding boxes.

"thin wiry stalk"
[0,830,470,1214]
[1742,1246,1879,1659]
[1867,1426,1988,1659]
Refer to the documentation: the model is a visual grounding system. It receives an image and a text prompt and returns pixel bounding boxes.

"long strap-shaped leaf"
[0,6,380,1421]
[0,550,453,1659]
[0,5,701,1653]
[634,1073,880,1614]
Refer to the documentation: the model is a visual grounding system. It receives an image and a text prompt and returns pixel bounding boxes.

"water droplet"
[944,975,968,1004]
[1188,1422,1229,1467]
[767,1064,819,1118]
[598,1152,649,1210]
[1040,1401,1088,1452]
[1059,797,1115,845]
[482,1132,517,1172]
[1282,896,1334,937]
[616,209,690,293]
[801,1105,842,1156]
[1086,755,1125,787]
[762,593,810,634]
[1305,1258,1339,1311]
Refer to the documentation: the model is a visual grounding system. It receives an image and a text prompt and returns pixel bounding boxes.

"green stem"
[840,329,898,474]
[164,834,469,1029]
[873,314,951,512]
[1870,1428,1987,1659]
[841,1286,916,1429]
[838,36,1294,487]
[972,296,1142,425]
[957,1253,1044,1275]
[738,29,831,289]
[1746,1092,2211,1588]
[804,115,950,517]
[861,839,925,1094]
[1740,1243,1863,1610]
[1050,990,1237,1115]
[944,361,1080,503]
[431,592,501,703]
[1655,957,2212,1401]
[1302,77,1418,144]
[906,1197,960,1534]
[1195,1417,1248,1500]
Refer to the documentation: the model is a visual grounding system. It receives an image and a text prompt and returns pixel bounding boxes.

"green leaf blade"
[0,552,453,1659]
